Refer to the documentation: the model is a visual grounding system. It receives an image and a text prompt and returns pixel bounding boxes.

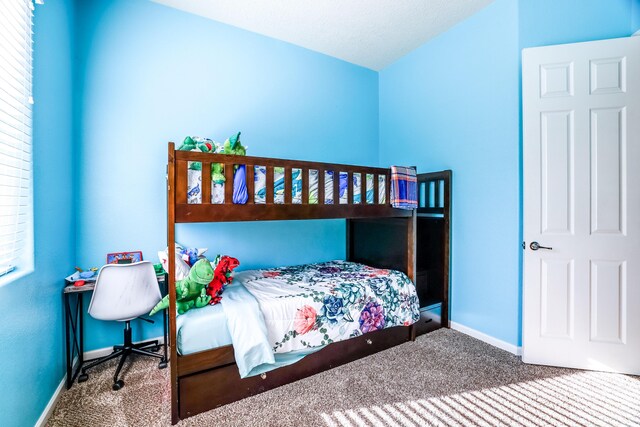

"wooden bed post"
[407,210,417,283]
[408,211,417,341]
[442,170,451,328]
[167,142,179,424]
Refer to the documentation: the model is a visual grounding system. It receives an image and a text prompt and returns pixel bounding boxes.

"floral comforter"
[234,260,420,355]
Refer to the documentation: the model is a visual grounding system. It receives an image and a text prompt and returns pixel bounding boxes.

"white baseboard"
[84,335,165,360]
[35,374,66,427]
[450,321,522,356]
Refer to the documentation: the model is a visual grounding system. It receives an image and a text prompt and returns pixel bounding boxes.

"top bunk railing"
[417,170,451,217]
[168,142,413,223]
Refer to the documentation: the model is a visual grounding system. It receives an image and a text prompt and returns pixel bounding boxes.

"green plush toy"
[224,132,246,156]
[178,136,217,172]
[149,258,214,316]
[211,132,247,184]
[177,136,197,152]
[177,133,247,184]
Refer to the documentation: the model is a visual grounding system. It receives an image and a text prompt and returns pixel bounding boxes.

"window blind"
[0,0,34,278]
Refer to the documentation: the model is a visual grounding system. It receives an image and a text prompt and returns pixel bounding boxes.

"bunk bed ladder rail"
[417,171,451,217]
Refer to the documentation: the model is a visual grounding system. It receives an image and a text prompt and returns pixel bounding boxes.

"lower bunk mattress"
[176,260,420,378]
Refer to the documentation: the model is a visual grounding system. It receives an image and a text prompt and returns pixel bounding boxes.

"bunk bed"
[166,142,422,423]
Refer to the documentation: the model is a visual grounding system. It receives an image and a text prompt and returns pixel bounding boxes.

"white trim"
[84,335,165,360]
[35,375,66,427]
[450,321,522,356]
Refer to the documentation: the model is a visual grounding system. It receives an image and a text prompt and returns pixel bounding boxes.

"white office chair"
[78,261,167,390]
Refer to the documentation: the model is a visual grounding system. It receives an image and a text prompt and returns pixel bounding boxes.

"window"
[0,0,34,279]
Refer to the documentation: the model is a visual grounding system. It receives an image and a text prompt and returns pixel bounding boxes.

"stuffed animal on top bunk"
[206,255,240,305]
[210,131,247,182]
[178,132,249,204]
[178,136,218,171]
[216,132,249,204]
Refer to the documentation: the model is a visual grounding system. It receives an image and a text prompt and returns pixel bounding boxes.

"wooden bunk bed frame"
[166,142,419,423]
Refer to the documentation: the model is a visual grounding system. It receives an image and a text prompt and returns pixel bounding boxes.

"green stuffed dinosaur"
[178,133,247,184]
[149,258,214,316]
[211,132,247,184]
[178,136,217,172]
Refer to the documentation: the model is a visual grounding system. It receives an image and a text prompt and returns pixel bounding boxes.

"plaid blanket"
[390,166,417,209]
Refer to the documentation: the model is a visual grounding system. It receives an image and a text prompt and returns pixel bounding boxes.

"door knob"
[530,241,552,251]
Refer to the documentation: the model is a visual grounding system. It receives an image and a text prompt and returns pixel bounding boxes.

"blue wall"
[0,1,76,426]
[519,0,640,49]
[379,0,639,346]
[74,0,379,351]
[380,0,521,345]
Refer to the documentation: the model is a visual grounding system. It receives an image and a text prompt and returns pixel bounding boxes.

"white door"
[522,36,640,374]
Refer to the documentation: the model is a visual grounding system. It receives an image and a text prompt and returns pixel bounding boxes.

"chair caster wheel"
[78,373,88,383]
[158,360,168,369]
[112,380,124,391]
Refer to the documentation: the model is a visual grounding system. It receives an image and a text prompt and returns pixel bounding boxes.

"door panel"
[541,110,574,234]
[589,260,626,344]
[590,57,626,94]
[540,259,574,339]
[523,36,639,374]
[590,107,625,235]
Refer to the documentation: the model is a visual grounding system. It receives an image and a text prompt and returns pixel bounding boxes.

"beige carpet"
[47,329,640,427]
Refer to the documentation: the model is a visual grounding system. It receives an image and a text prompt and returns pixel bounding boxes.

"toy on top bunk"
[180,132,248,205]
[152,244,241,315]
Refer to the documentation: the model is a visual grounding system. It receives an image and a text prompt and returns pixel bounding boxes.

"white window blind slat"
[0,226,26,239]
[0,214,29,229]
[0,206,28,217]
[0,0,33,278]
[0,64,31,96]
[0,145,31,164]
[0,23,31,66]
[0,118,30,140]
[0,242,27,258]
[0,160,31,175]
[0,109,30,133]
[0,76,32,105]
[0,96,32,124]
[0,48,33,82]
[0,2,31,35]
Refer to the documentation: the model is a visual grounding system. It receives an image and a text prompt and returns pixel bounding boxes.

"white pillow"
[157,245,200,281]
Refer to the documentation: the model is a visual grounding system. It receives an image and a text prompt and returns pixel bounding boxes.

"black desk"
[63,274,169,389]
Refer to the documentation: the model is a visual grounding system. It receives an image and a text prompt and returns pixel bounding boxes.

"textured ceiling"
[151,0,494,70]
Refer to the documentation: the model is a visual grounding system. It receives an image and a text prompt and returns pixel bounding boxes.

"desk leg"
[78,293,84,369]
[64,292,84,389]
[65,293,72,389]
